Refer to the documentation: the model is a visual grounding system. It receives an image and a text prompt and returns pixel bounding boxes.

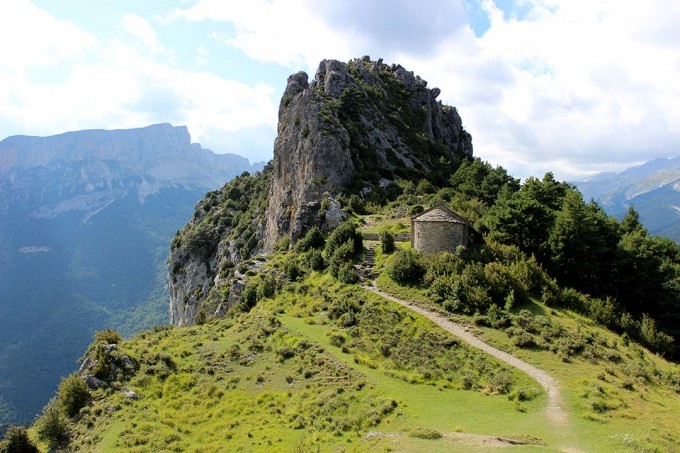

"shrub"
[57,375,91,418]
[0,426,39,453]
[484,262,521,305]
[325,222,362,258]
[415,180,436,195]
[239,284,258,311]
[346,195,366,214]
[328,296,361,321]
[182,222,219,258]
[409,428,442,439]
[94,329,122,345]
[487,304,510,328]
[307,249,325,271]
[490,371,513,394]
[275,236,291,251]
[337,262,359,284]
[588,297,618,328]
[34,399,70,448]
[256,275,276,300]
[284,260,303,281]
[329,242,357,277]
[423,252,465,284]
[640,313,675,356]
[388,249,425,284]
[295,226,325,252]
[194,309,207,325]
[510,329,537,348]
[379,228,395,254]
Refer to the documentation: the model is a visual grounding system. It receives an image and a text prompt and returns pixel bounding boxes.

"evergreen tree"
[548,190,619,295]
[485,189,553,260]
[0,426,39,453]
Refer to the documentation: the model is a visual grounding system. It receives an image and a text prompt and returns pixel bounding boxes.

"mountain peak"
[263,56,473,249]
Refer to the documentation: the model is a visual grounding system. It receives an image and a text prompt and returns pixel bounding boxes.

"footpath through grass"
[281,312,570,452]
[373,263,680,452]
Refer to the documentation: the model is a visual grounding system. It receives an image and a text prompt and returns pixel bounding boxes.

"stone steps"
[356,243,378,281]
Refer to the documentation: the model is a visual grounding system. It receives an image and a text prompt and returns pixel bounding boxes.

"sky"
[1,0,679,180]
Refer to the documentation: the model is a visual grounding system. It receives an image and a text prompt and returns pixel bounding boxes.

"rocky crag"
[264,57,472,249]
[168,57,473,326]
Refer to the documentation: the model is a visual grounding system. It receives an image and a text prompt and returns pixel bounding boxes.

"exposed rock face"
[168,57,473,326]
[262,57,472,250]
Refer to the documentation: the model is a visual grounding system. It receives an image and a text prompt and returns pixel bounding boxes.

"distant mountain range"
[0,123,263,424]
[574,156,680,241]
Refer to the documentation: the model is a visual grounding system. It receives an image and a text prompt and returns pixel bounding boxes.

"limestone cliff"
[263,57,472,249]
[168,57,473,326]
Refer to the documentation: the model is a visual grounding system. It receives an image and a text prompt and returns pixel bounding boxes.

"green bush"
[181,222,219,258]
[329,241,357,277]
[295,226,325,252]
[94,329,122,345]
[415,180,436,195]
[409,428,442,439]
[284,260,303,281]
[256,275,276,300]
[0,426,39,453]
[346,195,366,214]
[239,284,259,311]
[327,296,361,321]
[307,249,325,271]
[484,262,521,305]
[325,222,362,258]
[57,375,91,418]
[34,399,70,448]
[379,228,395,254]
[639,313,675,356]
[337,262,359,284]
[275,236,291,252]
[388,249,425,284]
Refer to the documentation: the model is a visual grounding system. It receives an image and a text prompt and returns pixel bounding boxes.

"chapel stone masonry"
[411,205,469,254]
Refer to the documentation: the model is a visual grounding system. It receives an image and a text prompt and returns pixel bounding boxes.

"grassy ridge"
[34,256,680,452]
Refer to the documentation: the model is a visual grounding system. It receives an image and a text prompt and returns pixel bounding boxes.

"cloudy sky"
[1,0,679,180]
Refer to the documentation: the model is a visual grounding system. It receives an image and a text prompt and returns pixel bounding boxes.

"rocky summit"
[169,57,473,327]
[264,57,473,250]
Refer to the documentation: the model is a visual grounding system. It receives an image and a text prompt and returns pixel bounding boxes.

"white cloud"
[176,0,680,179]
[180,0,355,71]
[395,0,680,179]
[4,1,680,178]
[0,0,96,73]
[123,14,162,54]
[195,46,209,66]
[0,2,278,162]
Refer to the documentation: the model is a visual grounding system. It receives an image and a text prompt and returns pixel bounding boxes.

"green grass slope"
[28,247,680,452]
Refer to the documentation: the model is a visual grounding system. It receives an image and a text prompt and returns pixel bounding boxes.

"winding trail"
[364,283,569,427]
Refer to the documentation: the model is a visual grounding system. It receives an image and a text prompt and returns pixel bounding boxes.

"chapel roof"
[412,204,467,224]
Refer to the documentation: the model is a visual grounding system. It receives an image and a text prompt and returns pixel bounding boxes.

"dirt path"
[364,284,569,427]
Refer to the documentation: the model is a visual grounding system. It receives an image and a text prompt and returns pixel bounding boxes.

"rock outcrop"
[168,57,473,326]
[263,57,472,249]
